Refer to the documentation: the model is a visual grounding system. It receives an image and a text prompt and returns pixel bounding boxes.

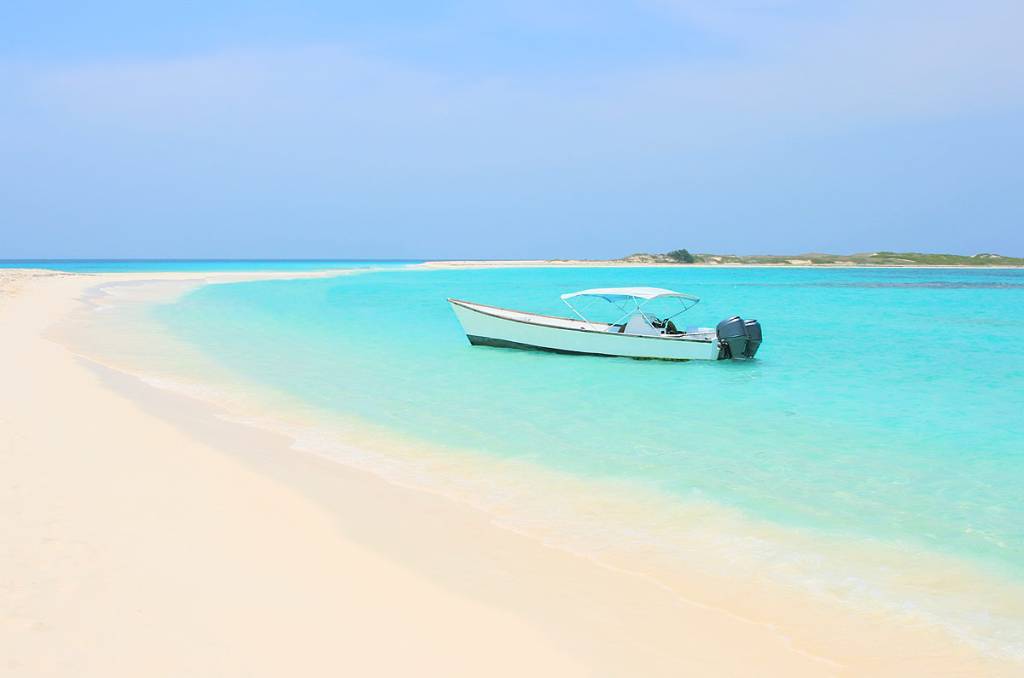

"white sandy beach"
[1,268,1015,676]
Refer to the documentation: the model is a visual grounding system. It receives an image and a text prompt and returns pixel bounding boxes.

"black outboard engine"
[716,316,763,360]
[743,319,762,358]
[716,316,749,360]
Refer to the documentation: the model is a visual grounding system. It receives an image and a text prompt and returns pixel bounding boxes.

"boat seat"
[623,313,661,336]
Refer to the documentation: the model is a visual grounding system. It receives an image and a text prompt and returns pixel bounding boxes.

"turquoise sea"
[62,262,1024,657]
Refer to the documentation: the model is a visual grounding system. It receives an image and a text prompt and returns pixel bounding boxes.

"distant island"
[617,249,1024,267]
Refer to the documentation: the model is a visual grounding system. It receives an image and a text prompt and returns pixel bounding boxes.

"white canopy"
[560,287,700,302]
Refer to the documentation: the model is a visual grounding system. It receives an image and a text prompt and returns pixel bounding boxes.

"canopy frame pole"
[609,298,632,324]
[560,289,701,329]
[611,296,649,326]
[661,298,699,322]
[562,297,604,329]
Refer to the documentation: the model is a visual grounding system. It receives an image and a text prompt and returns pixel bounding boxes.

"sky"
[1,0,1022,259]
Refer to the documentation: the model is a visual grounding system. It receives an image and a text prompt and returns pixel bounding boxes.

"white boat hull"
[448,299,722,361]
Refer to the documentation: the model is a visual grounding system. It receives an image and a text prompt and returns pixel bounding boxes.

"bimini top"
[560,287,700,302]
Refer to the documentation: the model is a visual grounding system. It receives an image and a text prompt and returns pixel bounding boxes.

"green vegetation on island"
[618,251,1024,266]
[664,249,696,263]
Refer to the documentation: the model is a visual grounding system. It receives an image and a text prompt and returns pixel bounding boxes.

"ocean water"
[73,264,1024,657]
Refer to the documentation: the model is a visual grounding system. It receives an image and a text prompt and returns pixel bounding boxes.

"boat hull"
[448,299,721,361]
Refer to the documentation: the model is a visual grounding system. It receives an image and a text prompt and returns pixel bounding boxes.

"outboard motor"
[742,319,762,358]
[716,316,749,360]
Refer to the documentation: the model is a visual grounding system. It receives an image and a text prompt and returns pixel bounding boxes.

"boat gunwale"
[447,298,716,344]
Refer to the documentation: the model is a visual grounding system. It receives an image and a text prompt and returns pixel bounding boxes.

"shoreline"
[2,268,1019,676]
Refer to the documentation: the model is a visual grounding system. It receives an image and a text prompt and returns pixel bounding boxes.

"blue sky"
[1,1,1022,258]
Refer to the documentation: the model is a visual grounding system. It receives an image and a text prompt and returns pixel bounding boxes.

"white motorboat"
[448,287,761,361]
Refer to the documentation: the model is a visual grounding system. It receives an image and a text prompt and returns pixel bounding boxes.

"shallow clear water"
[150,265,1024,577]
